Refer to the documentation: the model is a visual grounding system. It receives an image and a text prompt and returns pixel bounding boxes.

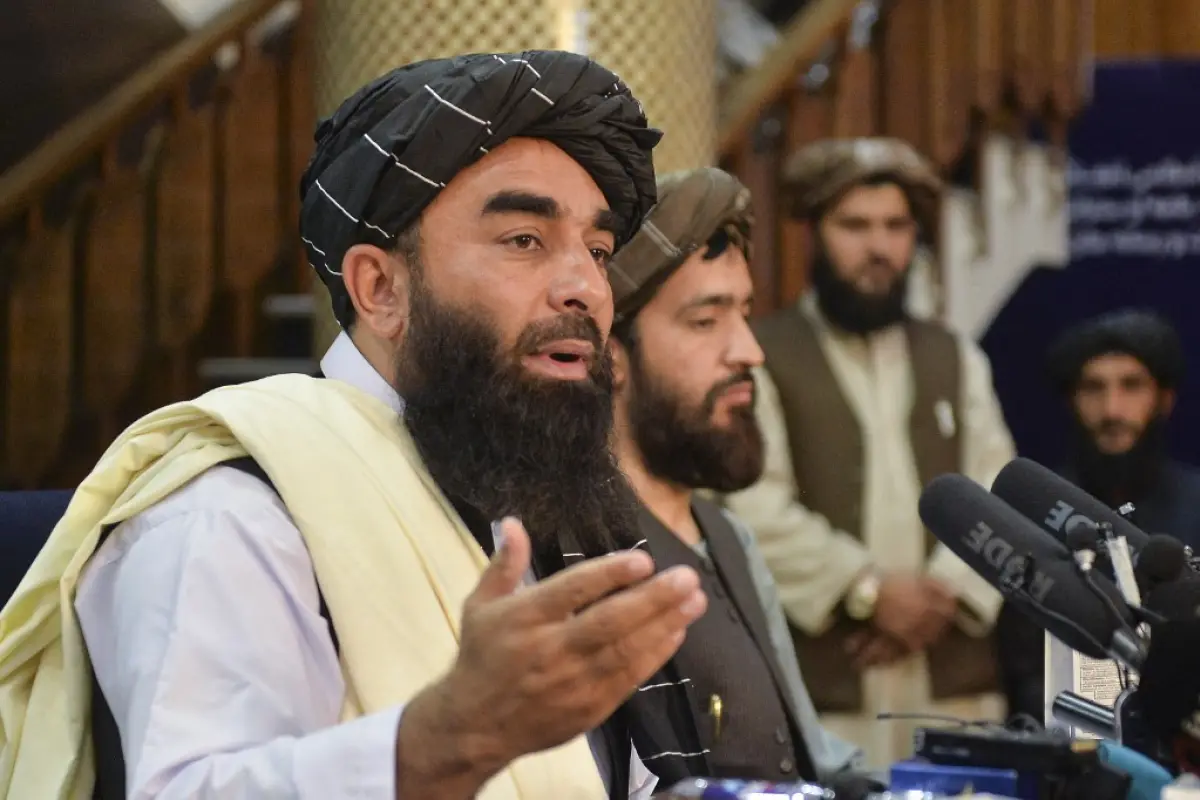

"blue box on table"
[890,759,1035,798]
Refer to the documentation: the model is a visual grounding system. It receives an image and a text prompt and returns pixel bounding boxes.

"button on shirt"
[74,332,657,799]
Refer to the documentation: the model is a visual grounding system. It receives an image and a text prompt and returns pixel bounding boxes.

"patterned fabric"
[299,49,662,327]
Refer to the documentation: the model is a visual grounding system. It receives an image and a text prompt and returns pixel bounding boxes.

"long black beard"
[1070,415,1169,506]
[627,347,764,493]
[810,242,910,335]
[396,279,642,567]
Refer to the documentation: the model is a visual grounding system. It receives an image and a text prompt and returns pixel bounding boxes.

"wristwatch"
[845,571,882,621]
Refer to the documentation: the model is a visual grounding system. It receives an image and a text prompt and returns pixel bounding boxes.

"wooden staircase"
[0,0,1101,489]
[0,0,316,489]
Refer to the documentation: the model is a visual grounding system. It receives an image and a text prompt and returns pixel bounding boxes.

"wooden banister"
[719,0,859,155]
[0,0,283,229]
[1,0,313,489]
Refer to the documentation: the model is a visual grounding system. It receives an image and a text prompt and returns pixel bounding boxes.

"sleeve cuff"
[791,537,873,635]
[926,545,1002,637]
[293,705,403,799]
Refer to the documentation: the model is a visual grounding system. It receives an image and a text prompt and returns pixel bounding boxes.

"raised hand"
[395,517,707,798]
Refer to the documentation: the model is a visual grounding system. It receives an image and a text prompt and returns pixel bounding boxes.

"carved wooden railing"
[719,0,1094,318]
[0,0,315,489]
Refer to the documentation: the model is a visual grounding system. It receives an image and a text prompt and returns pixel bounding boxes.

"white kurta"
[725,296,1017,769]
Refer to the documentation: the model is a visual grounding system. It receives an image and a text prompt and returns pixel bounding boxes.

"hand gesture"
[396,517,707,796]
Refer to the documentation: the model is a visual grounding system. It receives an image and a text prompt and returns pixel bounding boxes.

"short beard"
[626,345,764,493]
[395,271,642,569]
[810,239,910,335]
[1070,414,1169,506]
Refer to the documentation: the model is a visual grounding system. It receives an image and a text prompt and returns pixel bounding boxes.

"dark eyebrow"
[679,293,753,315]
[593,209,621,238]
[480,190,620,238]
[481,191,559,220]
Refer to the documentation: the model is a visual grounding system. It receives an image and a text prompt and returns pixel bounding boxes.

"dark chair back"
[0,490,73,605]
[0,490,125,798]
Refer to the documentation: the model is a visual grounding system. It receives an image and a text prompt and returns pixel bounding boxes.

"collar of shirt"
[319,332,404,414]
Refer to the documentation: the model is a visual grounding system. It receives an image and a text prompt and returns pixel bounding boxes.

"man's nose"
[547,247,609,316]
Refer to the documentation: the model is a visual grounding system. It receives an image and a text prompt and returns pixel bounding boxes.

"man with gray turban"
[0,51,705,800]
[606,167,872,788]
[723,138,1016,767]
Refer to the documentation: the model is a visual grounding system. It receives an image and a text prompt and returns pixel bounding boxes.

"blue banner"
[983,61,1200,468]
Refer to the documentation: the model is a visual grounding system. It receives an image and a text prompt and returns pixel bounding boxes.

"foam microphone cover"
[1137,534,1189,591]
[1143,577,1200,621]
[991,457,1150,550]
[1138,618,1200,746]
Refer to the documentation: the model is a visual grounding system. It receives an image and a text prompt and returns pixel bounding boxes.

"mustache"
[514,314,604,356]
[1097,419,1138,435]
[703,371,756,408]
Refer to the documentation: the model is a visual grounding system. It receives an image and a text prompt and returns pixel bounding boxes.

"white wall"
[937,134,1070,339]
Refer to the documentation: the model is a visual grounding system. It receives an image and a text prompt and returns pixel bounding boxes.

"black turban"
[1047,309,1185,393]
[299,50,663,328]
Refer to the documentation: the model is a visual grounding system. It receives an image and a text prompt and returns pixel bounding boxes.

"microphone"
[1136,617,1200,772]
[1143,577,1200,622]
[1136,535,1189,593]
[991,457,1151,552]
[918,473,1145,668]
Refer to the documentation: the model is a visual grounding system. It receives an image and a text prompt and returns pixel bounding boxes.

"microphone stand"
[1052,688,1177,771]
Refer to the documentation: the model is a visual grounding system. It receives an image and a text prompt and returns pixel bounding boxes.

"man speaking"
[0,52,705,799]
[606,168,864,784]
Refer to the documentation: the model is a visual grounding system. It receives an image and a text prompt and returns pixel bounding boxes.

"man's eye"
[506,234,541,250]
[592,248,613,266]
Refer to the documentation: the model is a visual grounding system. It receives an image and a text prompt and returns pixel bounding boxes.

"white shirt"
[75,333,657,799]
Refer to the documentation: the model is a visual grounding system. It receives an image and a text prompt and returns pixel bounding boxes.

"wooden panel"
[1007,0,1049,116]
[154,103,217,400]
[82,166,149,444]
[3,223,76,488]
[157,107,216,347]
[778,83,833,308]
[879,0,926,151]
[1156,0,1200,56]
[928,0,972,169]
[1092,0,1161,58]
[973,0,1004,120]
[728,114,784,316]
[1050,0,1082,120]
[832,29,876,138]
[222,46,282,355]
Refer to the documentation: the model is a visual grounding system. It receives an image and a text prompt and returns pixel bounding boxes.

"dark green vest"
[753,308,998,713]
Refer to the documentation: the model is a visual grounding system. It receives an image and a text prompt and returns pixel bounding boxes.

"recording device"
[917,473,1144,668]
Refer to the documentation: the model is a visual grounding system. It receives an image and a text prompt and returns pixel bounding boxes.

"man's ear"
[1160,388,1177,417]
[610,336,630,391]
[341,243,412,341]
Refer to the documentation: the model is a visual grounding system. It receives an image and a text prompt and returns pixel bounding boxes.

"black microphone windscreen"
[919,473,1130,659]
[1136,535,1188,586]
[1143,577,1200,621]
[991,457,1150,551]
[1138,618,1200,745]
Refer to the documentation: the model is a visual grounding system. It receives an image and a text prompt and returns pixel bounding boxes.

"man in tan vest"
[724,138,1017,767]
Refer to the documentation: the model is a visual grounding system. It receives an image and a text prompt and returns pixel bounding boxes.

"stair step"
[263,293,315,320]
[198,357,318,386]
